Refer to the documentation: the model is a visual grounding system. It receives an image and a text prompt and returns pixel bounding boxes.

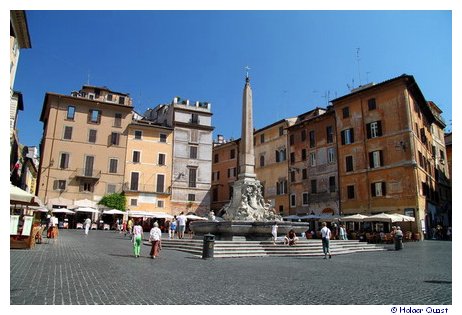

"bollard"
[202,233,215,259]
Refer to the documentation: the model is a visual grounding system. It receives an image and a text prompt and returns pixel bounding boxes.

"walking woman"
[132,220,143,258]
[149,221,162,259]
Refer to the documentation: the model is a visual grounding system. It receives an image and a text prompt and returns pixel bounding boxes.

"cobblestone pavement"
[10,230,452,305]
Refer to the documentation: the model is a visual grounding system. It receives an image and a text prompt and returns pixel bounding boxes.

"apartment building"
[124,119,174,213]
[38,86,133,206]
[287,108,339,216]
[211,136,239,212]
[254,119,295,216]
[331,74,446,235]
[144,97,214,216]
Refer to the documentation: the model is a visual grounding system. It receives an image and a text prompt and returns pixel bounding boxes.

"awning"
[283,215,302,220]
[340,214,369,222]
[73,206,99,213]
[72,198,98,209]
[127,211,173,219]
[10,184,38,205]
[363,213,403,223]
[47,196,73,208]
[102,209,125,215]
[52,208,75,214]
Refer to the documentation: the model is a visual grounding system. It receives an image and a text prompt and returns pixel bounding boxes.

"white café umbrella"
[363,213,402,223]
[73,206,99,213]
[102,209,125,215]
[340,214,369,222]
[283,215,301,220]
[391,213,415,222]
[10,183,37,205]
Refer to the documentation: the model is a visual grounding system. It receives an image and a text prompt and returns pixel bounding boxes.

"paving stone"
[10,230,451,305]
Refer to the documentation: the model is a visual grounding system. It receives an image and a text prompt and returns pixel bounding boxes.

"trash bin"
[395,235,403,250]
[202,233,215,259]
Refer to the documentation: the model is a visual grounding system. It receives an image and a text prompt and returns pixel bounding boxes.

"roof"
[10,10,31,49]
[81,85,130,96]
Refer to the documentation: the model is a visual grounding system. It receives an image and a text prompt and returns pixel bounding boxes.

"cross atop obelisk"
[239,67,256,179]
[245,66,251,81]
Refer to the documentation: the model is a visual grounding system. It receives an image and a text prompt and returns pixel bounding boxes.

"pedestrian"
[394,226,403,250]
[149,221,162,259]
[177,212,187,239]
[271,222,278,244]
[321,221,332,259]
[132,220,143,258]
[339,224,348,240]
[169,216,177,239]
[447,227,452,241]
[84,217,92,236]
[126,218,133,237]
[284,229,299,246]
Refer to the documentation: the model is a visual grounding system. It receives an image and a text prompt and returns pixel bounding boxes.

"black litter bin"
[395,235,403,250]
[202,233,215,259]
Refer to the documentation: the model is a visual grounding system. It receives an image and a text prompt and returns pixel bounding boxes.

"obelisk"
[239,74,256,179]
[222,70,281,222]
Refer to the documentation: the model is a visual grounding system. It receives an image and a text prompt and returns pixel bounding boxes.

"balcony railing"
[123,183,171,194]
[74,168,101,180]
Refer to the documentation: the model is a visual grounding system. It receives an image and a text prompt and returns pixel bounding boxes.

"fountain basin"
[190,220,310,241]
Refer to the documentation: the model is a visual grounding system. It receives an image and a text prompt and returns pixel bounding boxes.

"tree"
[98,193,126,211]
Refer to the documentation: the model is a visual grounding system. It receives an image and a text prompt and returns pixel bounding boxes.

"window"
[276,149,286,162]
[114,113,122,127]
[301,149,307,161]
[188,194,196,202]
[134,130,142,140]
[159,133,167,143]
[326,126,334,143]
[107,184,116,194]
[310,152,316,167]
[190,130,199,143]
[343,107,350,118]
[369,150,383,168]
[67,106,75,120]
[290,134,295,145]
[132,151,141,163]
[191,113,199,124]
[346,156,354,172]
[260,155,265,167]
[212,187,218,202]
[367,121,382,138]
[158,153,166,165]
[59,153,69,169]
[279,126,284,136]
[341,128,354,145]
[290,170,296,182]
[157,200,165,208]
[130,199,138,206]
[290,152,295,164]
[302,168,307,180]
[216,171,220,180]
[130,172,139,191]
[190,146,198,159]
[301,130,306,142]
[107,94,113,102]
[290,194,296,207]
[228,185,234,200]
[347,185,355,199]
[88,109,101,124]
[311,179,317,193]
[63,126,73,140]
[53,180,66,191]
[80,182,94,193]
[109,158,118,173]
[230,149,235,159]
[84,156,94,177]
[110,132,120,145]
[371,182,386,197]
[156,174,165,193]
[214,154,219,163]
[188,168,197,188]
[228,168,236,178]
[88,129,97,143]
[302,192,309,205]
[329,176,336,192]
[309,130,315,148]
[327,147,335,163]
[368,98,377,110]
[119,96,126,105]
[276,180,287,195]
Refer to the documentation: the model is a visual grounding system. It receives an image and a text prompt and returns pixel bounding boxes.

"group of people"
[272,221,334,259]
[166,212,188,239]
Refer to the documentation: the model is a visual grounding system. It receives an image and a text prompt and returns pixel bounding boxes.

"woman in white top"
[271,223,278,244]
[149,221,162,258]
[320,221,332,259]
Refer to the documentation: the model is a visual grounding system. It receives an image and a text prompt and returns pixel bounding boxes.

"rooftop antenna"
[87,70,91,85]
[356,47,362,86]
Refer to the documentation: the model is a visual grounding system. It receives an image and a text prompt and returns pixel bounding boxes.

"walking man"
[177,212,187,239]
[320,221,332,259]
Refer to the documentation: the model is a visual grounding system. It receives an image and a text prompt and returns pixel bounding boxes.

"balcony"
[74,168,101,181]
[123,183,171,195]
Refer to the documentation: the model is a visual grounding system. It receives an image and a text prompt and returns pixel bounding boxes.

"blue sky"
[14,10,452,148]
